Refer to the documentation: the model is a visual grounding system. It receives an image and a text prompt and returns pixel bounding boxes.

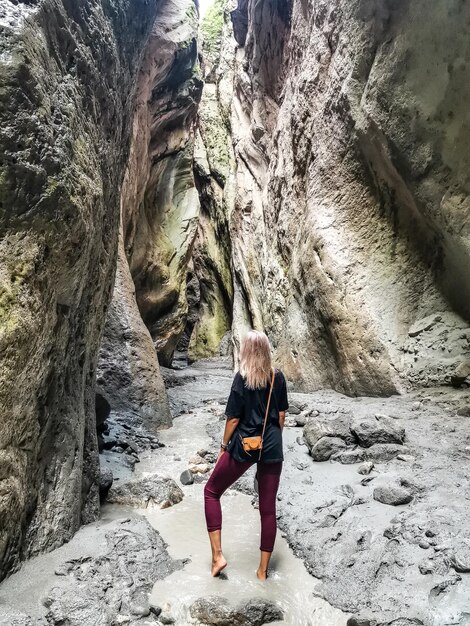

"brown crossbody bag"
[241,368,275,461]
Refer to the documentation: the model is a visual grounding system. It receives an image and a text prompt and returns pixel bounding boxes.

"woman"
[204,330,288,580]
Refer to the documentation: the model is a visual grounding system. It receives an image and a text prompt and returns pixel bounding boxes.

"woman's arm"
[222,417,240,446]
[216,417,240,462]
[279,411,286,431]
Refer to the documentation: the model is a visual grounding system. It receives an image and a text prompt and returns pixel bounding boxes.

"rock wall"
[121,0,203,367]
[0,0,160,578]
[228,0,470,394]
[185,1,235,362]
[96,229,171,431]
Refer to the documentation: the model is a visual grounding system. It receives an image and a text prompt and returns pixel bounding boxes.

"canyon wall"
[120,0,203,368]
[185,1,235,362]
[0,0,160,579]
[228,0,470,394]
[97,0,203,421]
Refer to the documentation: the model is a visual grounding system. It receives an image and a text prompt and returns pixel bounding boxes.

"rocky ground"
[1,358,469,625]
[203,362,470,626]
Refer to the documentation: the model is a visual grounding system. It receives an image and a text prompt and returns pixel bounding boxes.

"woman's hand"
[216,448,226,465]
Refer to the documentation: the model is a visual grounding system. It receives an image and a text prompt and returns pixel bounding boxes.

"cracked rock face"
[226,0,470,393]
[0,0,159,581]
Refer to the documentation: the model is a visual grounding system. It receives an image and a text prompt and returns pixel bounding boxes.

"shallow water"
[136,403,347,625]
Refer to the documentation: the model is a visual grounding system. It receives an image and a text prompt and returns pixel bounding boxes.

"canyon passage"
[0,0,470,625]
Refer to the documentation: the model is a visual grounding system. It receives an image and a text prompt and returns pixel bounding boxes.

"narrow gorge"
[1,1,469,625]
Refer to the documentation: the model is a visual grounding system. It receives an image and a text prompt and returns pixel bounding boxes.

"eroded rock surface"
[121,0,203,366]
[190,595,283,626]
[0,0,160,580]
[276,388,470,625]
[171,361,470,624]
[224,0,470,393]
[107,474,183,509]
[97,231,171,431]
[42,518,181,626]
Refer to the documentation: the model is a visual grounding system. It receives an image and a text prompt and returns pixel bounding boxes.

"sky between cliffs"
[198,0,213,18]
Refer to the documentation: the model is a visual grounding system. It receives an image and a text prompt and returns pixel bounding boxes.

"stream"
[117,398,347,625]
[0,359,347,625]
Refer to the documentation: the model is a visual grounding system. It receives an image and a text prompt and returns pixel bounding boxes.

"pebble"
[180,469,194,485]
[149,603,162,617]
[357,461,374,475]
[418,559,435,575]
[397,454,415,462]
[419,540,430,549]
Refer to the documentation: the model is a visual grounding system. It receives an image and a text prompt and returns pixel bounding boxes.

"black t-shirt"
[224,369,289,463]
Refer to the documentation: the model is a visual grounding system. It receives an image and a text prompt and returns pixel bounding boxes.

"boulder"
[189,596,283,626]
[373,484,413,506]
[351,415,405,448]
[107,475,183,508]
[451,360,470,387]
[99,467,114,503]
[310,437,347,461]
[189,453,211,474]
[303,413,354,452]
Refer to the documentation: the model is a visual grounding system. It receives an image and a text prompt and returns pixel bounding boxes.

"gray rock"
[338,443,411,464]
[149,603,162,617]
[42,518,181,625]
[373,484,413,506]
[97,234,172,432]
[189,596,283,626]
[450,541,470,572]
[310,436,347,461]
[351,415,405,448]
[180,469,194,485]
[335,447,368,464]
[357,462,374,475]
[0,0,161,580]
[99,467,113,503]
[303,413,354,451]
[347,618,378,626]
[451,360,470,387]
[287,403,302,415]
[107,475,183,508]
[294,414,308,427]
[408,314,442,337]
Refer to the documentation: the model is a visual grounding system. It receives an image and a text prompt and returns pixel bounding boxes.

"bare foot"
[256,567,268,581]
[211,552,227,576]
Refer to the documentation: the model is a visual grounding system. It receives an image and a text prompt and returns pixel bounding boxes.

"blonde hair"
[239,330,273,389]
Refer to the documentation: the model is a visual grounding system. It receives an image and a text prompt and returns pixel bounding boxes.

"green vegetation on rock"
[201,0,225,60]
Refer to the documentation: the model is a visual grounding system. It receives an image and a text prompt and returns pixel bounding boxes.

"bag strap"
[259,368,275,460]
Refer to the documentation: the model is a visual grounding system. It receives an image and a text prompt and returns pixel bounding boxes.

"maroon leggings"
[204,452,282,552]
